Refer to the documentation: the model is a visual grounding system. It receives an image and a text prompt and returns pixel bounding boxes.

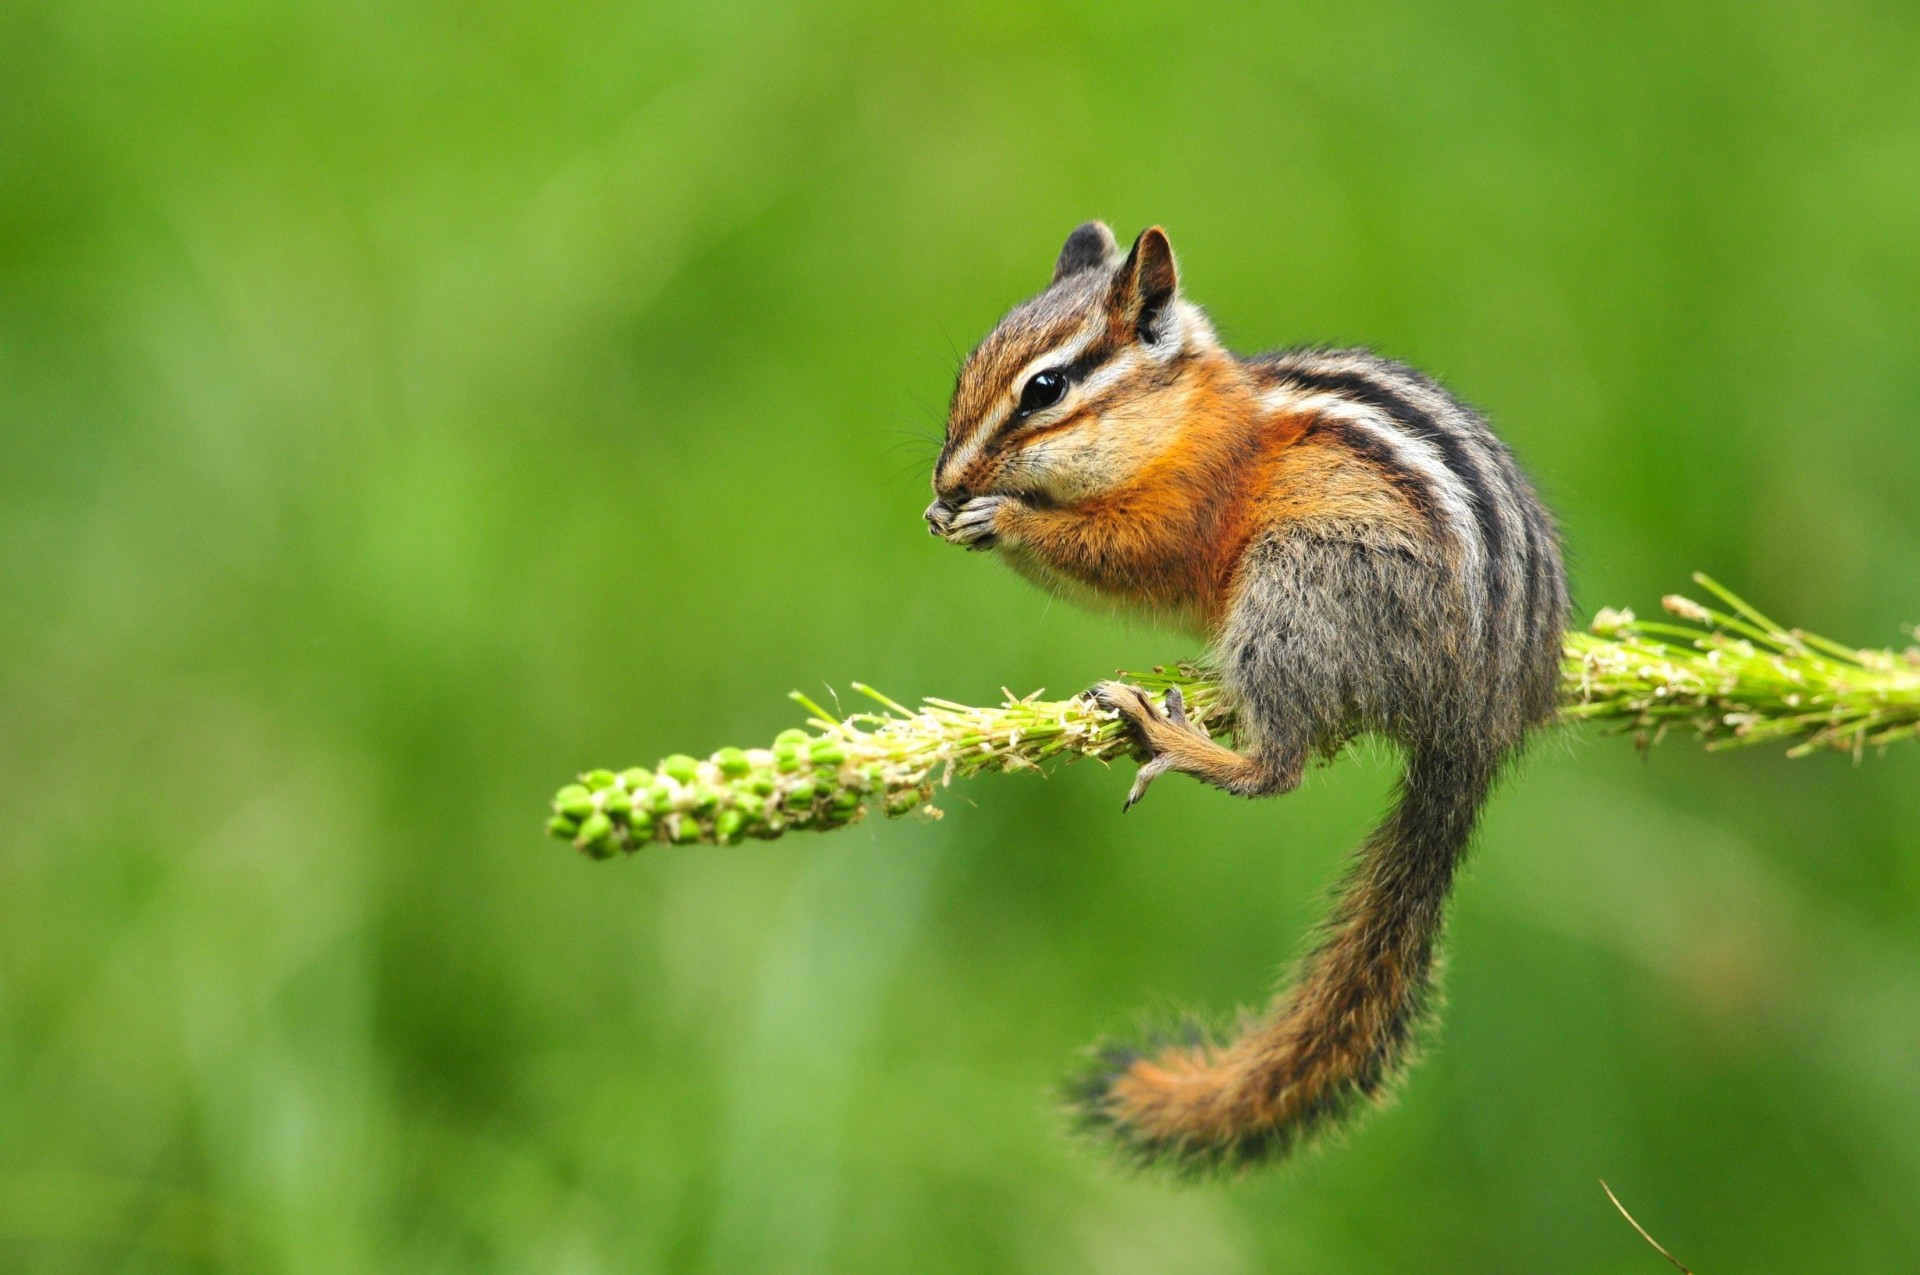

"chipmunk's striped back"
[1251,348,1568,747]
[928,223,1569,1174]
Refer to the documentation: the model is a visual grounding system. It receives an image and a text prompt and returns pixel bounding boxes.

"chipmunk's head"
[927,223,1224,538]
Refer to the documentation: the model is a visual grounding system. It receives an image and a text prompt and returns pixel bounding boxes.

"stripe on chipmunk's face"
[935,224,1203,506]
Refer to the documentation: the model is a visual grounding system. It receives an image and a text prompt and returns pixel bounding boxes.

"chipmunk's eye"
[1017,370,1068,415]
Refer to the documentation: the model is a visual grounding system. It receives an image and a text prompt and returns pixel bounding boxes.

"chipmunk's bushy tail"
[1066,746,1495,1174]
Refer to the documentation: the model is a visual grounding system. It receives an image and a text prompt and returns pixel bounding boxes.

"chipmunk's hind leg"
[1092,682,1303,808]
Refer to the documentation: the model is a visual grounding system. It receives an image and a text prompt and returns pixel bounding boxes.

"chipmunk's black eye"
[1017,370,1068,415]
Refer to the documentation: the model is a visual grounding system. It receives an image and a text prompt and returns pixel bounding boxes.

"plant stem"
[547,576,1920,856]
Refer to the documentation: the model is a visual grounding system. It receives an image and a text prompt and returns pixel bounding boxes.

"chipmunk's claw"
[1123,756,1175,811]
[932,495,1006,550]
[1092,681,1204,810]
[1090,679,1142,715]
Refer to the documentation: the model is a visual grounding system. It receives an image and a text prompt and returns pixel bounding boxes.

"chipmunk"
[925,222,1568,1173]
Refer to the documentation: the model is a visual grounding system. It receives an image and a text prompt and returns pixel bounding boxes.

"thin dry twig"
[1601,1180,1694,1274]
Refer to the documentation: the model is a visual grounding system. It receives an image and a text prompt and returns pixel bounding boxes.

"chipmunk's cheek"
[1015,434,1130,505]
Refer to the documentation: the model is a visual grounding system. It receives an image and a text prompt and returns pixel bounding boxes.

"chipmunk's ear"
[1053,221,1118,282]
[1110,226,1179,344]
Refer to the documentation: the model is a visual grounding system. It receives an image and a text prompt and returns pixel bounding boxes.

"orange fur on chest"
[1009,407,1421,632]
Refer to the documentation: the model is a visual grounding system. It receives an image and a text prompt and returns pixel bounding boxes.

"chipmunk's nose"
[924,500,956,535]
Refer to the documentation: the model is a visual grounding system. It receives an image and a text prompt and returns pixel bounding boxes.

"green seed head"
[884,785,931,817]
[661,754,700,784]
[599,787,632,816]
[576,810,614,848]
[584,769,618,791]
[546,814,579,839]
[809,740,847,767]
[620,767,654,789]
[773,728,811,748]
[714,808,745,844]
[555,785,595,819]
[714,747,752,777]
[670,814,705,844]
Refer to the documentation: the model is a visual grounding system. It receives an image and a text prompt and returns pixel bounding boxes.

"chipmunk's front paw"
[1091,682,1206,810]
[938,495,1009,550]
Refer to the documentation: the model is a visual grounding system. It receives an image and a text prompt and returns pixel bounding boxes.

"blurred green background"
[4,1,1919,1270]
